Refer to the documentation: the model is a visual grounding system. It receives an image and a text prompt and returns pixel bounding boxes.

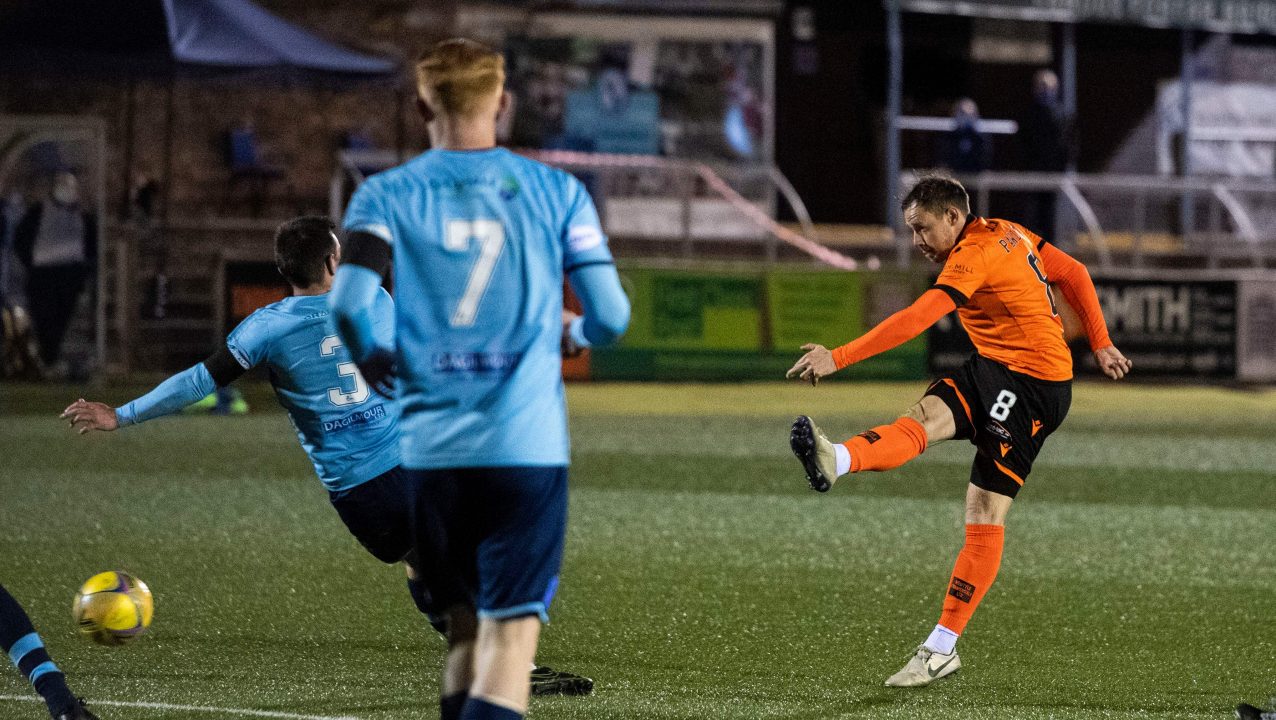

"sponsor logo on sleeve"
[568,225,603,253]
[228,344,252,370]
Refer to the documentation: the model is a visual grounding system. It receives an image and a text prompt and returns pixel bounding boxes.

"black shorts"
[328,466,418,564]
[409,466,568,624]
[924,354,1071,499]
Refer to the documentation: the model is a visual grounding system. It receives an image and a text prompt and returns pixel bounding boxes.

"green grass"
[1,381,1274,719]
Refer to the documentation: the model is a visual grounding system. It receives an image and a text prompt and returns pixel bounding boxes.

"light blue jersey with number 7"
[343,147,615,469]
[225,290,400,490]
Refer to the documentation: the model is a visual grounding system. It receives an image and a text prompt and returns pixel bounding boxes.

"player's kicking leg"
[791,378,1002,687]
[791,394,953,492]
[890,360,1068,687]
[0,584,100,719]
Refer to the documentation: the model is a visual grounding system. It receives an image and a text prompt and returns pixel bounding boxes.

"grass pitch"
[1,381,1274,719]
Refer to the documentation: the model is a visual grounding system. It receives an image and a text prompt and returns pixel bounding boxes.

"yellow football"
[72,571,153,646]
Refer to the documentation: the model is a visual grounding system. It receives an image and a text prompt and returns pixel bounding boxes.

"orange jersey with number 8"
[933,217,1072,382]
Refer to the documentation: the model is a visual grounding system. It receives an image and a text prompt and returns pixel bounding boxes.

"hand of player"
[785,343,837,386]
[357,347,397,398]
[1094,345,1132,380]
[561,309,585,359]
[60,398,118,434]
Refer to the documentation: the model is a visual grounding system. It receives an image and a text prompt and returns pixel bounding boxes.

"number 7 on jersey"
[445,219,506,327]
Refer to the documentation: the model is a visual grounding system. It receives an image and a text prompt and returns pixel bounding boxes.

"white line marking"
[0,695,360,720]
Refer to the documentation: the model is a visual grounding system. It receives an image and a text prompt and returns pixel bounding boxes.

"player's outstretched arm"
[62,343,249,434]
[330,231,395,396]
[565,263,630,352]
[1038,243,1132,380]
[62,364,213,434]
[786,288,955,386]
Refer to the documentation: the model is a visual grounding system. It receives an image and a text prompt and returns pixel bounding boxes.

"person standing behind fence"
[13,170,96,372]
[1019,70,1072,242]
[941,98,990,176]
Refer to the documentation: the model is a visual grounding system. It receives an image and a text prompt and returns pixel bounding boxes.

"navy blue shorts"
[409,466,567,624]
[328,466,418,564]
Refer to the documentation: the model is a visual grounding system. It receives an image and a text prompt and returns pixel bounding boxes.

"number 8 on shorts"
[990,390,1017,421]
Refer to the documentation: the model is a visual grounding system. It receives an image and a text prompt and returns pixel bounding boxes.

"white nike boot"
[790,415,840,492]
[884,645,961,687]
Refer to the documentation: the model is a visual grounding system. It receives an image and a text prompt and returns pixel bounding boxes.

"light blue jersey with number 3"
[343,148,614,469]
[225,290,400,490]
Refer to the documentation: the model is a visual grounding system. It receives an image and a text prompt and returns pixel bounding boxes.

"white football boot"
[884,645,961,687]
[790,415,839,492]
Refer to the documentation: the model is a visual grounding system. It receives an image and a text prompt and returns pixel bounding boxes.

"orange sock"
[937,524,1005,636]
[843,416,928,473]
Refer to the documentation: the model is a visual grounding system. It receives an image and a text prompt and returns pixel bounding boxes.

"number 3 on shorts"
[990,389,1017,421]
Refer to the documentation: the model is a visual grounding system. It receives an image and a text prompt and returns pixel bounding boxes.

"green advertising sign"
[620,268,764,351]
[593,266,928,382]
[767,270,864,352]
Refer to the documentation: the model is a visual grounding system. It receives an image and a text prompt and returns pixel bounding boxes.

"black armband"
[343,231,392,276]
[203,343,247,387]
[933,283,969,307]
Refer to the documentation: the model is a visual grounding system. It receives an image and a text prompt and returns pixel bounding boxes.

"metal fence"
[330,148,869,270]
[902,170,1276,269]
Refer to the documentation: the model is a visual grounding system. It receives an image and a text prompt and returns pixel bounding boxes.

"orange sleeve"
[831,289,956,370]
[1039,242,1112,351]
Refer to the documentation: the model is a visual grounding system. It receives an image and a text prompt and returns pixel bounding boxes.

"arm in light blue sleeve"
[329,264,386,362]
[567,263,630,347]
[115,363,217,428]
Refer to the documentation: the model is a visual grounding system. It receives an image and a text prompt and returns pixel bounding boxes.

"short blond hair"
[415,38,505,117]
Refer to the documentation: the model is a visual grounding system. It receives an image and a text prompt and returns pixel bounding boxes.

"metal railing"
[331,149,870,270]
[902,170,1276,269]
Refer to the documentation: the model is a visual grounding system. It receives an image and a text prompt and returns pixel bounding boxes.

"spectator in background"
[14,170,96,372]
[1,188,44,379]
[1,189,25,306]
[562,52,660,155]
[1019,70,1072,240]
[941,97,990,175]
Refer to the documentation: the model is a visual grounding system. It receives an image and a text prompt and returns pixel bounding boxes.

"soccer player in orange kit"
[786,175,1131,687]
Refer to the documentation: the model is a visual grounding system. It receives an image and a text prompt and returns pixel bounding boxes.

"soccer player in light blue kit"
[329,39,629,720]
[64,218,402,526]
[63,217,594,697]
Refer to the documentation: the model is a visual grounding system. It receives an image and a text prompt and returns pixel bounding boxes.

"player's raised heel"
[790,415,837,493]
[884,645,961,687]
